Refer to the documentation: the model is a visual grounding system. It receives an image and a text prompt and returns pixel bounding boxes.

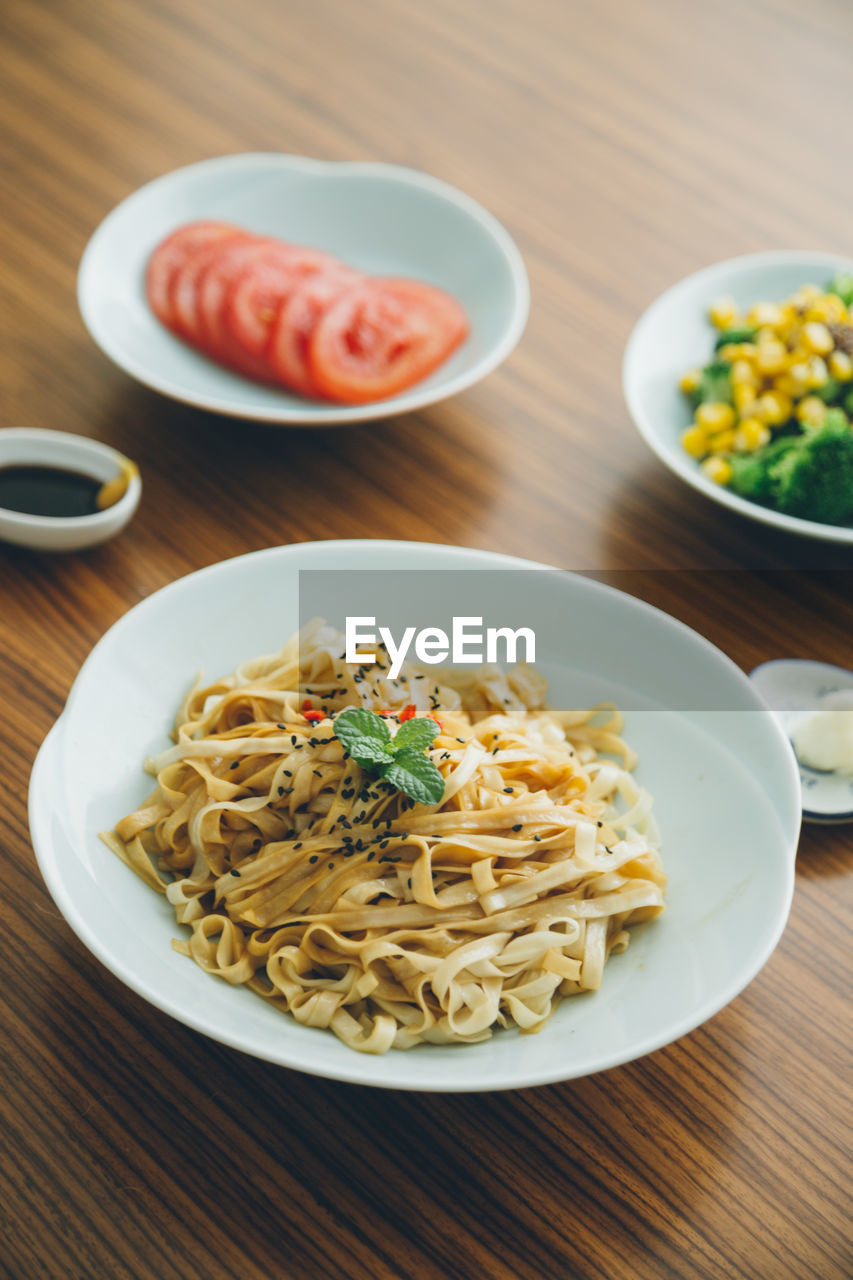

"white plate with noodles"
[29,541,800,1091]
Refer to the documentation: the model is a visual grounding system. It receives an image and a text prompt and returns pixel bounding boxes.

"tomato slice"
[225,247,341,359]
[145,222,241,329]
[170,233,251,342]
[269,270,363,395]
[307,279,468,404]
[194,238,280,357]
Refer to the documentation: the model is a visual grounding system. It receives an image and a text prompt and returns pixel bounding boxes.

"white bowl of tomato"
[78,153,530,425]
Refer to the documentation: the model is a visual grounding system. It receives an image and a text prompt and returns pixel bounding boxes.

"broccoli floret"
[728,435,800,502]
[694,359,733,406]
[815,377,843,404]
[728,415,853,525]
[828,272,853,307]
[713,325,757,352]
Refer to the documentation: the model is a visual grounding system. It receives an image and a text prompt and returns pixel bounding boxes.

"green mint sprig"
[333,708,445,805]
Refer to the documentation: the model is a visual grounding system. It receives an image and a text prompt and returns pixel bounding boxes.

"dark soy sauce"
[0,465,102,518]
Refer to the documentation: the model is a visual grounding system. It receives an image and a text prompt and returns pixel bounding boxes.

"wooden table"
[2,1,851,1276]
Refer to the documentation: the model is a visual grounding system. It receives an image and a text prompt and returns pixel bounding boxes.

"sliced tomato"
[170,232,252,342]
[145,222,242,330]
[224,247,342,359]
[306,278,469,404]
[269,270,363,395]
[191,238,273,357]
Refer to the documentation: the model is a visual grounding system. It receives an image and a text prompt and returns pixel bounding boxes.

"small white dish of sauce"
[749,659,853,824]
[0,428,141,551]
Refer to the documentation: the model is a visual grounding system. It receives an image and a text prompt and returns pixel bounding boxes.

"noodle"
[102,621,666,1053]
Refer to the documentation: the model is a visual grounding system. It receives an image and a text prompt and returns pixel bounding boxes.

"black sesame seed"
[308,855,317,863]
[229,761,239,771]
[512,824,522,832]
[229,869,241,877]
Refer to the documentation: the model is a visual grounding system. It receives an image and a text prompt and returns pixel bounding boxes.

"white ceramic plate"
[623,250,853,543]
[29,540,800,1090]
[77,153,529,425]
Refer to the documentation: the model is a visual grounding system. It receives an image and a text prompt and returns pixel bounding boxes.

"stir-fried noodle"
[103,623,666,1053]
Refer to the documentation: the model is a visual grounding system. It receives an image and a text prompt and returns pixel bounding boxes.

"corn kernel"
[806,355,829,388]
[773,373,799,398]
[747,302,786,329]
[709,296,739,329]
[801,321,834,356]
[708,428,736,453]
[718,343,743,362]
[797,396,828,426]
[733,384,759,414]
[785,362,812,395]
[806,293,847,324]
[754,340,789,376]
[731,359,758,388]
[701,456,733,485]
[828,350,853,382]
[754,391,793,425]
[733,418,771,452]
[680,425,707,458]
[695,401,736,432]
[797,283,823,302]
[680,368,702,395]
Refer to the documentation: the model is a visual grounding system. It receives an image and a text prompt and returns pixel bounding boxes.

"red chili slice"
[145,221,241,329]
[269,270,363,395]
[307,278,469,404]
[224,247,341,359]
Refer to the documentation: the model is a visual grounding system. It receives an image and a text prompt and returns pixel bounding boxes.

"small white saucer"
[0,428,141,552]
[749,659,853,823]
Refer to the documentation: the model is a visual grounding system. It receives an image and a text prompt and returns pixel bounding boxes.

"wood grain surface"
[2,1,852,1277]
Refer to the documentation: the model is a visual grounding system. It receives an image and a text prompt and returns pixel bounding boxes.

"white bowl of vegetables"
[623,251,853,542]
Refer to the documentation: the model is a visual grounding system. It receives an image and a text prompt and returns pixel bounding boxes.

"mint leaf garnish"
[332,707,445,805]
[333,707,394,767]
[382,750,446,805]
[393,717,440,753]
